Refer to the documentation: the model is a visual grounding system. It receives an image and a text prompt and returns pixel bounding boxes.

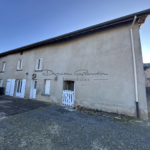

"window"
[0,80,3,87]
[17,59,23,70]
[45,80,50,94]
[34,81,37,89]
[2,62,6,71]
[36,58,43,70]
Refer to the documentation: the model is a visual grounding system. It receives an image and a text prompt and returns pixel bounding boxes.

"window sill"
[0,71,4,73]
[16,69,23,71]
[41,94,50,97]
[35,70,43,72]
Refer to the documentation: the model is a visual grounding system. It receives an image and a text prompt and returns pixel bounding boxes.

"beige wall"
[0,22,147,119]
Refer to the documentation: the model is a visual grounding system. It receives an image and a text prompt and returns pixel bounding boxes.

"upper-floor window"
[0,79,3,87]
[2,62,6,72]
[36,58,43,70]
[17,59,23,70]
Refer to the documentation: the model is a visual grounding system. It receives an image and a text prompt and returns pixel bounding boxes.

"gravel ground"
[0,102,150,150]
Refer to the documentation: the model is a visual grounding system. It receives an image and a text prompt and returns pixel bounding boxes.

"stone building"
[0,9,150,119]
[144,63,150,96]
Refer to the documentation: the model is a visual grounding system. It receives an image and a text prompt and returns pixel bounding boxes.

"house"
[144,63,150,96]
[0,9,150,119]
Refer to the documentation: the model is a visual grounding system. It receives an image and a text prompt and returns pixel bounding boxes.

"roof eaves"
[0,8,150,57]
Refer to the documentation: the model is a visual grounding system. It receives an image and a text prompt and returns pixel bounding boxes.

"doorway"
[63,81,74,91]
[16,80,22,97]
[30,80,37,99]
[62,81,75,107]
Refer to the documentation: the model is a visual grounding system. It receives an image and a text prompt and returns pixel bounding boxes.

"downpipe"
[130,16,140,118]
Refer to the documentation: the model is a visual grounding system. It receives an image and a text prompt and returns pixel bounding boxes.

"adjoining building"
[0,9,150,119]
[144,63,150,96]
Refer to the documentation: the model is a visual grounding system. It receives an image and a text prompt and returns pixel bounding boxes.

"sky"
[0,0,150,63]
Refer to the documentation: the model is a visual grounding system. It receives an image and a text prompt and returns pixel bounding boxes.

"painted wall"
[0,22,147,119]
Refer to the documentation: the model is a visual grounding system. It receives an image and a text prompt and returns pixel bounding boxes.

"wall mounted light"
[55,76,57,81]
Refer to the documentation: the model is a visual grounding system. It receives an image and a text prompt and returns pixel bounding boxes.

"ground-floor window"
[17,80,22,93]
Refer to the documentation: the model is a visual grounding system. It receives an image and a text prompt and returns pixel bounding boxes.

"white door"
[9,79,15,96]
[45,80,50,94]
[16,80,22,97]
[30,80,37,99]
[33,81,37,99]
[5,79,11,95]
[16,79,26,98]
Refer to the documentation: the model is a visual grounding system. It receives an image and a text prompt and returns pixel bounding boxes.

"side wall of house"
[0,22,148,119]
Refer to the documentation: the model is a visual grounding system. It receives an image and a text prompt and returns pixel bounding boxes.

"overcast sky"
[0,0,149,63]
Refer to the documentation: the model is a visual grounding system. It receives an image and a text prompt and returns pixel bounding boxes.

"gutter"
[130,16,140,118]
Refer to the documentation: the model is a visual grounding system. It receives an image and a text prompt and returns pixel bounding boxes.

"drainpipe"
[130,16,139,118]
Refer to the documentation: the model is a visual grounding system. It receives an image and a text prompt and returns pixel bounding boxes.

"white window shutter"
[45,80,50,94]
[1,80,3,87]
[20,79,26,98]
[36,59,38,70]
[40,58,43,70]
[21,59,23,69]
[5,79,11,95]
[9,79,15,96]
[2,63,5,71]
[17,60,19,69]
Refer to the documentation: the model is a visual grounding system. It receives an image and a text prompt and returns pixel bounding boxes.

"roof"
[0,8,150,57]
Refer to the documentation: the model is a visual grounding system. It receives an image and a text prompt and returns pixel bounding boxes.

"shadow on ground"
[0,95,51,118]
